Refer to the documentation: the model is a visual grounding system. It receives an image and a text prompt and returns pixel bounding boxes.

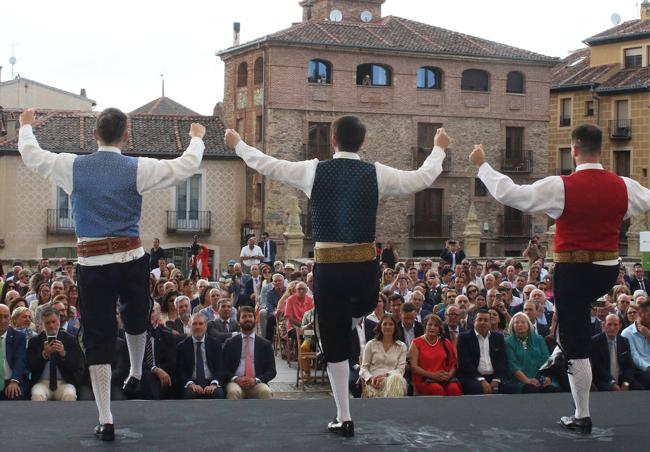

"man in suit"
[629,264,650,294]
[523,301,550,337]
[259,232,277,266]
[398,303,424,349]
[176,314,225,399]
[129,304,176,400]
[440,240,466,269]
[79,337,129,401]
[349,317,377,398]
[150,238,165,271]
[590,314,641,391]
[207,298,240,341]
[0,304,28,400]
[27,306,80,401]
[223,306,276,399]
[457,308,510,395]
[166,295,192,338]
[442,305,465,345]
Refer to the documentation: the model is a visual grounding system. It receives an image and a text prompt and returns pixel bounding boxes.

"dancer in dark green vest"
[225,116,449,437]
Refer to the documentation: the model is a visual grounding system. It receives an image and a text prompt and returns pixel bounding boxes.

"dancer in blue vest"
[18,108,206,441]
[225,116,449,437]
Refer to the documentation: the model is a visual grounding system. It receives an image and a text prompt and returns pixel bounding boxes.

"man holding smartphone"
[440,240,466,268]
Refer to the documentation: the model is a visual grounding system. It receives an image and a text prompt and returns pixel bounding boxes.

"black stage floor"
[4,392,648,451]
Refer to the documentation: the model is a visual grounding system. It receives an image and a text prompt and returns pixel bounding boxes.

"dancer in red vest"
[470,124,650,434]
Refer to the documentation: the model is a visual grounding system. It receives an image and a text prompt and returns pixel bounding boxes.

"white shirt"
[478,162,650,265]
[1,331,12,380]
[18,125,205,266]
[475,331,494,377]
[235,141,446,247]
[240,245,264,267]
[187,335,217,387]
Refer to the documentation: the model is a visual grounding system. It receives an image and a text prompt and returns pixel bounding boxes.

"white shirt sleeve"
[477,162,565,219]
[17,125,77,194]
[136,137,205,194]
[622,177,650,220]
[235,141,319,197]
[375,146,445,198]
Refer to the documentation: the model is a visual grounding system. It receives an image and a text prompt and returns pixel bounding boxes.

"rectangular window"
[625,47,642,69]
[585,100,594,117]
[307,122,331,160]
[255,115,263,143]
[56,187,74,229]
[560,98,572,127]
[614,150,631,177]
[474,178,488,197]
[505,127,524,160]
[559,147,573,175]
[176,174,201,230]
[415,123,441,167]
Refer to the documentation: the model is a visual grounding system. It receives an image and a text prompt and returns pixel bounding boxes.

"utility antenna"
[9,42,20,79]
[161,73,165,97]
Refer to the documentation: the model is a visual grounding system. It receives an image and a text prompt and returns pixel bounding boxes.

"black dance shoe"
[539,352,567,376]
[328,419,354,437]
[122,376,141,397]
[94,423,115,441]
[559,416,592,434]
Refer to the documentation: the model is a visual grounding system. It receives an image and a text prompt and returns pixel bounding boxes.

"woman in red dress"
[409,314,462,396]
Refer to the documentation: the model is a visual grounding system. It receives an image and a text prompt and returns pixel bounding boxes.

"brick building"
[218,0,557,258]
[549,1,650,254]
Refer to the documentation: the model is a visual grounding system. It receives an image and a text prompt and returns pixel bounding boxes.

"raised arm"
[470,144,564,218]
[137,123,206,194]
[225,129,318,197]
[623,177,650,219]
[18,109,77,194]
[376,128,449,198]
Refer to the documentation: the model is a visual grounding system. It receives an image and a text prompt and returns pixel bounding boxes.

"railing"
[498,214,532,237]
[609,119,632,140]
[559,116,571,127]
[47,209,75,235]
[166,211,211,234]
[409,214,453,238]
[501,149,533,173]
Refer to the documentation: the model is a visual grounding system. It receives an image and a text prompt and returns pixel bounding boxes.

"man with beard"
[167,296,192,338]
[223,306,276,399]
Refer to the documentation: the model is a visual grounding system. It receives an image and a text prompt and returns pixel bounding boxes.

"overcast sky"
[0,0,639,115]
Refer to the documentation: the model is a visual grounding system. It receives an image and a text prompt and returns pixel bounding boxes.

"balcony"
[609,119,632,141]
[559,116,571,127]
[47,209,75,235]
[498,214,532,238]
[409,214,453,238]
[501,150,532,173]
[166,211,211,234]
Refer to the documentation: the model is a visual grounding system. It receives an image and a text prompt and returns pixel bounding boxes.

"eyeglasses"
[263,270,271,274]
[468,289,478,294]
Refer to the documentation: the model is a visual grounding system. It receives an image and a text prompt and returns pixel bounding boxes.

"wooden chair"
[295,329,328,389]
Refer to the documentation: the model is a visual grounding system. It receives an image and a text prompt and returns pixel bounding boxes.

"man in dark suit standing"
[590,314,642,391]
[0,304,28,400]
[177,314,225,399]
[259,232,277,266]
[457,308,510,395]
[349,317,377,398]
[629,263,650,294]
[440,240,466,269]
[150,238,165,271]
[27,306,80,401]
[207,299,240,341]
[223,307,276,399]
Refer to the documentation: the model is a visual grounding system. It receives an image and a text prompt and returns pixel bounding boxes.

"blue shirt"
[261,284,283,313]
[621,322,650,371]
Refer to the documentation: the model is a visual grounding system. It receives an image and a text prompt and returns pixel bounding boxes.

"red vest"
[554,169,627,252]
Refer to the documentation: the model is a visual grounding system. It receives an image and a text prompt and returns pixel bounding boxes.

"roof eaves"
[585,31,650,46]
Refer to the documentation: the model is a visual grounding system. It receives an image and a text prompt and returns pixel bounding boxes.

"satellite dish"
[9,56,16,65]
[611,13,622,25]
[329,9,342,22]
[360,10,373,22]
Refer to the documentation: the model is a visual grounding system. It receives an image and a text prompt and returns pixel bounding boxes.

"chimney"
[642,1,650,20]
[80,88,87,98]
[233,22,241,47]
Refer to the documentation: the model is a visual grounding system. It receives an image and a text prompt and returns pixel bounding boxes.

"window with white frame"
[176,174,201,230]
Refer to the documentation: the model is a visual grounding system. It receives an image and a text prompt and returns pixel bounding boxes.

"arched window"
[237,62,248,88]
[356,64,392,86]
[307,59,332,84]
[253,58,264,85]
[506,71,525,94]
[461,69,490,92]
[417,67,442,89]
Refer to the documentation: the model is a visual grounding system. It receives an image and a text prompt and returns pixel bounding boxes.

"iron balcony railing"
[166,211,211,234]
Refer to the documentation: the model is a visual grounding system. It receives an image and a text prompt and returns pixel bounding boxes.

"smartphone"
[47,336,57,344]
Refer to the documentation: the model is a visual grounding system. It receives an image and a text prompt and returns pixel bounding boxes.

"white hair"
[507,312,534,336]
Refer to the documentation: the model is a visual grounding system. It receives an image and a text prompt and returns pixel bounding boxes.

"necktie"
[223,320,229,333]
[451,330,457,344]
[143,331,154,371]
[195,341,206,387]
[263,242,268,261]
[609,339,620,382]
[640,279,646,292]
[244,335,254,378]
[451,252,456,268]
[0,337,5,392]
[49,352,58,391]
